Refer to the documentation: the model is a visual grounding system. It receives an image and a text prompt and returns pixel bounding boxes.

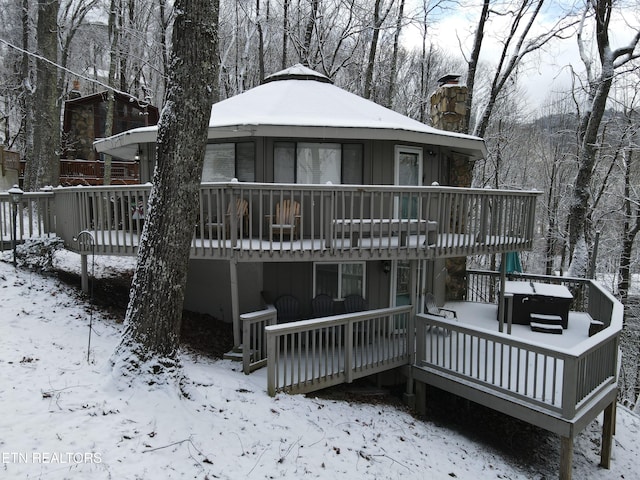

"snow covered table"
[504,281,573,328]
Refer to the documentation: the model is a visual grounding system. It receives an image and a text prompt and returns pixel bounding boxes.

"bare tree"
[385,0,405,108]
[466,1,578,139]
[362,0,395,99]
[301,0,320,66]
[103,0,120,185]
[111,0,217,378]
[567,0,640,277]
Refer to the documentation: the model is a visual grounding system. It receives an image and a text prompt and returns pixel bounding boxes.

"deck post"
[80,254,89,293]
[559,435,574,480]
[600,400,615,469]
[266,329,276,396]
[505,293,513,335]
[415,380,426,416]
[345,319,354,383]
[229,259,241,347]
[498,253,506,332]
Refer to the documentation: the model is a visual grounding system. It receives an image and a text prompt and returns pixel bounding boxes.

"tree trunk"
[464,0,489,135]
[617,149,640,303]
[385,0,404,108]
[25,0,60,190]
[363,0,393,100]
[112,0,217,378]
[21,0,35,186]
[257,0,265,82]
[301,0,319,66]
[103,0,120,186]
[281,0,289,69]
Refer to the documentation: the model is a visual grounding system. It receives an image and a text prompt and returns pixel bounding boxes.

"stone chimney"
[430,74,471,302]
[430,74,468,134]
[68,80,82,100]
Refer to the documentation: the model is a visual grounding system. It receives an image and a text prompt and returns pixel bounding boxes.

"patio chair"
[424,292,456,336]
[274,294,301,323]
[208,197,248,238]
[266,199,301,240]
[425,293,457,319]
[343,294,368,313]
[343,294,370,342]
[311,294,335,318]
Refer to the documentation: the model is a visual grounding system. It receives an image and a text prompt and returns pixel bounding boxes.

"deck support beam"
[559,435,574,480]
[230,259,240,347]
[415,381,427,416]
[600,400,615,469]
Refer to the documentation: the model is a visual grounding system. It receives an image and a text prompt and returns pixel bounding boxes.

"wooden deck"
[248,276,621,480]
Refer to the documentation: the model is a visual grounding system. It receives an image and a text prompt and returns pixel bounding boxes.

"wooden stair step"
[530,322,563,334]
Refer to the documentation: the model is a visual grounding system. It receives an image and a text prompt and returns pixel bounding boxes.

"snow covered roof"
[95,64,486,160]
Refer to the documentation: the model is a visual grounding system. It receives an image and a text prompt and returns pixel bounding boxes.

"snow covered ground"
[1,252,639,479]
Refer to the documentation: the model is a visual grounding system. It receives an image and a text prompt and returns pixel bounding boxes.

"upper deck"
[34,182,540,262]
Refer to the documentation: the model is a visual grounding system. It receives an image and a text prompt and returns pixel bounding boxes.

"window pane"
[316,264,339,298]
[398,151,420,186]
[297,143,340,184]
[203,144,235,182]
[342,144,363,184]
[341,263,364,296]
[236,143,255,182]
[274,142,295,183]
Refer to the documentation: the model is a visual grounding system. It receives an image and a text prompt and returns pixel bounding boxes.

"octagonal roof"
[95,65,486,160]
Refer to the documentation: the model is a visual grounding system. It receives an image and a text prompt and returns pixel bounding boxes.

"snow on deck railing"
[51,182,539,260]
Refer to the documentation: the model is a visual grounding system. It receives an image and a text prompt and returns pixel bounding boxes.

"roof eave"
[95,124,486,161]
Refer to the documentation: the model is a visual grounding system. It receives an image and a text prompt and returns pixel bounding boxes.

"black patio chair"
[274,294,301,323]
[343,294,368,313]
[311,294,334,318]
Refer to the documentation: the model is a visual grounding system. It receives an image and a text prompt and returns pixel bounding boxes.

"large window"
[202,142,255,182]
[314,262,365,300]
[274,142,363,184]
[297,143,340,184]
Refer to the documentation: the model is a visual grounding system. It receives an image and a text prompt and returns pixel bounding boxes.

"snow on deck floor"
[444,301,593,350]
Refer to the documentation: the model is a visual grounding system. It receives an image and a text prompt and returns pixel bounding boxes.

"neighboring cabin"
[18,85,160,187]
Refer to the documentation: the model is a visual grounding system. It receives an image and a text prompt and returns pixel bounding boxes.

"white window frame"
[393,145,423,218]
[313,262,366,300]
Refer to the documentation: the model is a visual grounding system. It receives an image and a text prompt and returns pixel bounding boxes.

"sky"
[1,250,640,479]
[402,1,640,113]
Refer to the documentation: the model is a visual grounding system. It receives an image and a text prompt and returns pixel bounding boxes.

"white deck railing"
[241,306,278,374]
[416,279,622,419]
[0,190,56,249]
[51,182,538,260]
[265,306,413,396]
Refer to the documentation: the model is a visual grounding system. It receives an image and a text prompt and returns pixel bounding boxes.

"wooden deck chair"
[274,294,301,323]
[208,197,248,238]
[227,197,248,237]
[266,199,301,240]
